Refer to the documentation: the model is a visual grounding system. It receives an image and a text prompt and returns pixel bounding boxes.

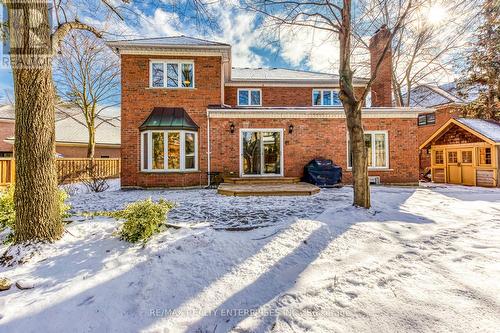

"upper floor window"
[418,113,436,126]
[348,131,389,169]
[238,89,261,106]
[313,89,341,106]
[150,60,194,88]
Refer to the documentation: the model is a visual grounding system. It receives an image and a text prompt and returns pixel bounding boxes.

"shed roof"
[455,118,500,143]
[140,107,199,131]
[419,117,500,149]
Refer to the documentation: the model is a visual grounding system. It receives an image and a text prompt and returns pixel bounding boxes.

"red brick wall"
[0,121,14,153]
[209,117,419,184]
[121,54,222,187]
[369,27,392,107]
[56,145,120,158]
[224,86,366,107]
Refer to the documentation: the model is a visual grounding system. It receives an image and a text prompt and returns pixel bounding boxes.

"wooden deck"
[224,176,300,184]
[218,182,320,196]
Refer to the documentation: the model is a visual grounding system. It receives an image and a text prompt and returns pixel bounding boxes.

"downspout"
[207,109,211,187]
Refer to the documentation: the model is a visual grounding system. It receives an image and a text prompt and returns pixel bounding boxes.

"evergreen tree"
[460,0,500,120]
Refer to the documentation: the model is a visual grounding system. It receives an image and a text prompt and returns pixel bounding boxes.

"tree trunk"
[7,1,63,242]
[345,104,370,208]
[87,127,96,158]
[339,0,370,208]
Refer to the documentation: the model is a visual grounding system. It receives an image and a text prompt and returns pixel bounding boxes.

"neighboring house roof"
[455,118,500,143]
[420,117,500,148]
[2,104,120,146]
[231,67,368,85]
[0,104,15,121]
[406,84,466,107]
[107,35,230,49]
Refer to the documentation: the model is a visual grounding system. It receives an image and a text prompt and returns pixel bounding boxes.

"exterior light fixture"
[230,122,235,133]
[288,124,294,134]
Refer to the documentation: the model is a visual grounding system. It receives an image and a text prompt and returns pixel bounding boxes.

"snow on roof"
[456,118,500,143]
[0,104,15,120]
[107,35,230,48]
[406,84,465,107]
[231,67,368,84]
[54,112,121,146]
[2,104,120,145]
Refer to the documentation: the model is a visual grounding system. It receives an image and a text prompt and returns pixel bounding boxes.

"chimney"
[369,25,393,107]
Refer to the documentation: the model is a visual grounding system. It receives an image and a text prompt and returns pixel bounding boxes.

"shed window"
[434,150,444,165]
[479,147,492,165]
[448,151,457,163]
[461,151,472,163]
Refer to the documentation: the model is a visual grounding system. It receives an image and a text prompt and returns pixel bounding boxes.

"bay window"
[150,60,194,88]
[141,130,198,172]
[313,89,341,106]
[348,131,389,169]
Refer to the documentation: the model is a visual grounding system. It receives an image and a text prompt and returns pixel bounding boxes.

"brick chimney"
[369,25,393,107]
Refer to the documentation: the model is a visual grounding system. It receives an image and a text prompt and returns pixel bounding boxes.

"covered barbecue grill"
[303,159,342,187]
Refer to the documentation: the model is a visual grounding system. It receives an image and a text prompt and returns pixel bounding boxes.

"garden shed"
[420,118,500,187]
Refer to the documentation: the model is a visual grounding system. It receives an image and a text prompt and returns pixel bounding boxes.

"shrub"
[0,186,71,241]
[101,198,176,243]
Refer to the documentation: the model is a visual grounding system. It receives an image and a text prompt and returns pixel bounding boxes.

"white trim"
[312,89,342,106]
[225,82,367,87]
[207,108,427,119]
[140,130,198,172]
[239,128,284,177]
[149,60,195,89]
[237,88,262,106]
[347,130,390,170]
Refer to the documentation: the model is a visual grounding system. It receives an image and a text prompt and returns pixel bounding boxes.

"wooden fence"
[0,158,120,187]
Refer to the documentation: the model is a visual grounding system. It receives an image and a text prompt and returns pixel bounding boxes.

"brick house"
[108,30,429,189]
[0,104,120,158]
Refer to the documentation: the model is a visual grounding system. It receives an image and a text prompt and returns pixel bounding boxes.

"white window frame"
[347,130,389,170]
[149,60,195,89]
[312,89,341,106]
[237,88,262,106]
[140,130,198,172]
[239,128,284,177]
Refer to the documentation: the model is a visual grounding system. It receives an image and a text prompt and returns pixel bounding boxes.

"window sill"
[140,170,201,174]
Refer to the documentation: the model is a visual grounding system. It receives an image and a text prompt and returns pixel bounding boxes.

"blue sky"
[0,1,345,103]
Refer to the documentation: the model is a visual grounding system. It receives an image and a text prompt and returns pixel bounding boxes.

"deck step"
[218,182,320,197]
[224,177,301,184]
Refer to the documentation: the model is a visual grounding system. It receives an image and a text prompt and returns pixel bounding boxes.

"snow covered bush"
[101,198,176,243]
[0,186,70,242]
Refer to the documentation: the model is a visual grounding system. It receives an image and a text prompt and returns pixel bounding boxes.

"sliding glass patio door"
[241,129,283,176]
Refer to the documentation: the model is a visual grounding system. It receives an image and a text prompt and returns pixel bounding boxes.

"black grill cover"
[303,159,342,186]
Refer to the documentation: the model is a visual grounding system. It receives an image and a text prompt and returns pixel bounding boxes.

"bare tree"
[378,0,482,106]
[246,0,416,208]
[54,31,120,158]
[2,0,215,243]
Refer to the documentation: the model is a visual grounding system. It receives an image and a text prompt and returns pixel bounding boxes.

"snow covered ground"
[0,183,499,332]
